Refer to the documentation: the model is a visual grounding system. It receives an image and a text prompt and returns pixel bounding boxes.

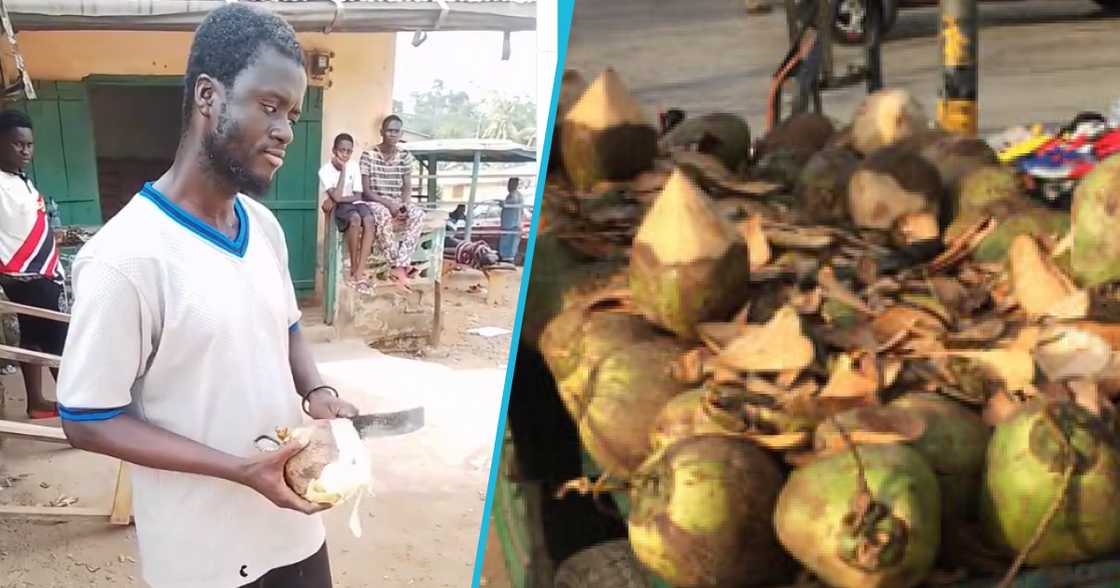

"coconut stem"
[830,415,873,500]
[554,474,628,499]
[995,404,1077,588]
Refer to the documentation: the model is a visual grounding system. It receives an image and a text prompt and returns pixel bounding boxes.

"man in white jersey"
[55,5,359,587]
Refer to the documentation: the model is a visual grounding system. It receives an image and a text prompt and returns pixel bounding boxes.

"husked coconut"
[851,88,929,156]
[278,419,373,537]
[918,133,999,194]
[848,145,944,230]
[797,146,861,224]
[753,113,836,186]
[661,112,752,174]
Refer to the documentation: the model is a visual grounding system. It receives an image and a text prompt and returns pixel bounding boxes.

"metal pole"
[937,0,979,136]
[427,156,439,202]
[463,149,481,242]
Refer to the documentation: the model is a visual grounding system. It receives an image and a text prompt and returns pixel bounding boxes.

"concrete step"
[301,322,339,344]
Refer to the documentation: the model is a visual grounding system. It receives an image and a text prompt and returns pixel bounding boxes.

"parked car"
[829,0,1120,46]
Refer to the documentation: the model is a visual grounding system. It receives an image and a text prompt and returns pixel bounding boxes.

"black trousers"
[0,275,67,355]
[238,542,332,588]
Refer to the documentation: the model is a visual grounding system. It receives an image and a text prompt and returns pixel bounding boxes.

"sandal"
[28,407,59,420]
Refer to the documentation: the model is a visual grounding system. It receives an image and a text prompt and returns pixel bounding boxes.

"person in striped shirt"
[0,110,67,419]
[359,115,425,287]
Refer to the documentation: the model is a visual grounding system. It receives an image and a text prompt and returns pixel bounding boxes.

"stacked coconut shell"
[530,68,1120,588]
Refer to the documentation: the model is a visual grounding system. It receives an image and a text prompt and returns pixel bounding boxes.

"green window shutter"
[259,86,323,295]
[12,80,102,226]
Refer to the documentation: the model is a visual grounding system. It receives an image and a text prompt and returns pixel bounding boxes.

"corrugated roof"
[5,0,535,32]
[405,138,536,163]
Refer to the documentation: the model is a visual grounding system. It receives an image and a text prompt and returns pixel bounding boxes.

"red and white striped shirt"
[0,170,60,279]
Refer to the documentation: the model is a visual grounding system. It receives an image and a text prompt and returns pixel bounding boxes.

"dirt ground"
[0,266,524,588]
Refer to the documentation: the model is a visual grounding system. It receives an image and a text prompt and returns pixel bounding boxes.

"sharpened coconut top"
[634,168,742,264]
[564,68,650,131]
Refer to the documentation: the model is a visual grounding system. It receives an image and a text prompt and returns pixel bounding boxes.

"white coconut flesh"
[304,419,374,538]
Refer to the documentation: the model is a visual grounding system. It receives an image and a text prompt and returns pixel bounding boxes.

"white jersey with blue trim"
[55,183,324,588]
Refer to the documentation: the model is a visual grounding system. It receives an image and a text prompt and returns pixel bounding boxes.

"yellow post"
[937,0,979,136]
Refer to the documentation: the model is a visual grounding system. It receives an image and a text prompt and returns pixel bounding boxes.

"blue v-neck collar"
[139,182,250,258]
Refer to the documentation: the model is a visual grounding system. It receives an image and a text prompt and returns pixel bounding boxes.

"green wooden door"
[9,81,101,226]
[259,86,323,296]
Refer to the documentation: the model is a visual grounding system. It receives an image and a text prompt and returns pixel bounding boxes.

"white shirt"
[318,160,362,203]
[55,183,324,588]
[0,170,59,278]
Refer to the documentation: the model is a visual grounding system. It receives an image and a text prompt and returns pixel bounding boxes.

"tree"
[398,80,536,143]
[405,80,481,139]
[480,94,536,145]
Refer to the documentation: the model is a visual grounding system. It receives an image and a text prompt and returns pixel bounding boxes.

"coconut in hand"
[269,419,374,537]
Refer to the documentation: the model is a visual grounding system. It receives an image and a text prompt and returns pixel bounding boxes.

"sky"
[392,30,539,111]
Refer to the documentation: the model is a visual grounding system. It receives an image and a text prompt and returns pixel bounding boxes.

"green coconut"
[752,113,836,186]
[980,401,1120,566]
[891,393,991,519]
[968,206,1070,263]
[630,168,751,339]
[542,305,691,476]
[521,232,627,351]
[1071,154,1120,287]
[775,443,942,588]
[561,68,658,191]
[628,435,793,587]
[540,305,661,419]
[848,145,945,230]
[574,336,691,477]
[758,112,836,157]
[850,88,929,156]
[954,165,1024,220]
[661,112,752,174]
[649,389,715,453]
[796,146,861,225]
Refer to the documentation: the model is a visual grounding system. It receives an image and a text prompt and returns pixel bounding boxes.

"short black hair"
[333,133,354,149]
[507,177,520,190]
[182,3,305,124]
[0,110,32,135]
[382,114,403,130]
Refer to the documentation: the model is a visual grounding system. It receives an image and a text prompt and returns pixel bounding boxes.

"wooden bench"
[322,205,447,348]
[0,299,133,525]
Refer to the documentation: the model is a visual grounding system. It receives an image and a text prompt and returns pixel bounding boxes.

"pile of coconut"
[529,68,1120,588]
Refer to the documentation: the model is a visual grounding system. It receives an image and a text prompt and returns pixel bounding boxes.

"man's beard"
[203,106,270,197]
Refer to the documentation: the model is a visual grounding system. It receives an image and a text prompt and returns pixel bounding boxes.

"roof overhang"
[405,139,536,163]
[2,0,536,33]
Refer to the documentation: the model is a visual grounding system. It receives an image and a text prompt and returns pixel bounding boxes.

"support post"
[464,150,482,243]
[937,0,979,136]
[323,212,338,325]
[427,156,439,202]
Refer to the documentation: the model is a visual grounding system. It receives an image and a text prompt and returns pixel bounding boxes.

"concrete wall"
[15,30,397,175]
